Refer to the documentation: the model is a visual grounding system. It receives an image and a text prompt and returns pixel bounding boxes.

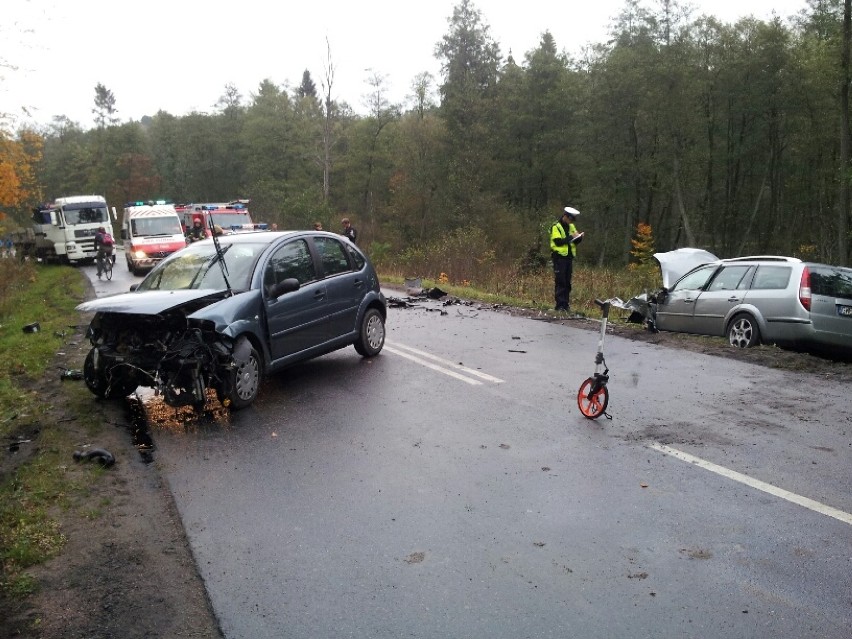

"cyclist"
[94,226,114,277]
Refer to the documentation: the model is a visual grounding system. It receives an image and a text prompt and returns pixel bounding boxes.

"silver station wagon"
[653,253,852,356]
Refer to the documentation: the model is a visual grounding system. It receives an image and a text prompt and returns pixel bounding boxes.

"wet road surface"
[85,263,852,638]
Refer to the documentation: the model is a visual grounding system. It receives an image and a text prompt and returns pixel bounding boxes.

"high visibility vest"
[550,221,577,257]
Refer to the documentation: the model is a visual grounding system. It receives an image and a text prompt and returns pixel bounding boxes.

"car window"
[751,266,792,290]
[707,265,752,291]
[263,239,315,289]
[672,265,717,292]
[314,237,351,277]
[810,266,852,300]
[346,243,366,270]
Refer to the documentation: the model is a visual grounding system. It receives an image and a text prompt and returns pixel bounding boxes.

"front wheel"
[577,377,609,419]
[728,313,760,348]
[217,339,262,410]
[354,308,385,357]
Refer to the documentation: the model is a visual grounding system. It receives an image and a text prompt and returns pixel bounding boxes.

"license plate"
[838,305,852,317]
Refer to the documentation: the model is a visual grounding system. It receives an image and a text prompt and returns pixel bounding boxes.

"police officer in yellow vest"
[550,206,583,311]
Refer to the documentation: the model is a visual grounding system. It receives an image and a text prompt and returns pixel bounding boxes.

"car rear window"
[750,266,792,290]
[810,266,852,300]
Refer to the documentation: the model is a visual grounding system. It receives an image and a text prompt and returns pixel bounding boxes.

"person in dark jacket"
[341,217,357,243]
[186,217,206,242]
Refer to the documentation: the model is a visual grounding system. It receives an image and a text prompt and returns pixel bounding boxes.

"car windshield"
[137,241,265,292]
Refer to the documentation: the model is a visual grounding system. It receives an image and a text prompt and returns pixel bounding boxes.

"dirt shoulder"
[0,315,223,638]
[3,290,849,639]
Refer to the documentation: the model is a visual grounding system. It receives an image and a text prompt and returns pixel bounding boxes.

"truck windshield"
[63,204,109,225]
[210,212,253,229]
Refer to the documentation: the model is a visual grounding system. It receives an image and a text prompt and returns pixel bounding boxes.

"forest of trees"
[2,0,852,268]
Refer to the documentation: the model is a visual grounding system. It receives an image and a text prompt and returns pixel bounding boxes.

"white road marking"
[649,443,852,527]
[384,340,504,385]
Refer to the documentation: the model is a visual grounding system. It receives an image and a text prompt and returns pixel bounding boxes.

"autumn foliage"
[0,129,44,228]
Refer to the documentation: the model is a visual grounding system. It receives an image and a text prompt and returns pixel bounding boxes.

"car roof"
[719,255,802,265]
[192,230,350,245]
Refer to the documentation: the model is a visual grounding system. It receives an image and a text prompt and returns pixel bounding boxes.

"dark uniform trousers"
[552,254,573,310]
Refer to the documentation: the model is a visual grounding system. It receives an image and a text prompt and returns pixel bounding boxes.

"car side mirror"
[267,277,300,299]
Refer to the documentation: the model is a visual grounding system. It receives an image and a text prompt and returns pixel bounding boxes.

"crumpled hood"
[653,248,719,288]
[76,289,228,316]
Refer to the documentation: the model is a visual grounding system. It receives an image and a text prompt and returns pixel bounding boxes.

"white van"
[121,203,187,275]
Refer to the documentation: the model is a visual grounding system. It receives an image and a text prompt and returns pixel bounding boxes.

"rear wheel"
[728,313,760,348]
[218,339,262,410]
[577,377,609,419]
[354,308,385,357]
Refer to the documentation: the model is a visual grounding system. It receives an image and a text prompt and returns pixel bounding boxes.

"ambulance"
[121,201,187,275]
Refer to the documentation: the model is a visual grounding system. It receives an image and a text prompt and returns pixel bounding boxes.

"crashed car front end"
[80,290,263,410]
[610,248,721,331]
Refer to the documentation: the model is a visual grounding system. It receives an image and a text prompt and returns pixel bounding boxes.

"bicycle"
[577,298,613,420]
[96,250,114,281]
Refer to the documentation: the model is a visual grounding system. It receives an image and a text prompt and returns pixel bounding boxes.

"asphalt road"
[87,254,852,639]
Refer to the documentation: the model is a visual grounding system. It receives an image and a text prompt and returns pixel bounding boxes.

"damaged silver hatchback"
[76,230,387,410]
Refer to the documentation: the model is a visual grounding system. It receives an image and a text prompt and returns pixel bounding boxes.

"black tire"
[83,349,138,399]
[354,307,385,357]
[83,349,108,398]
[218,339,262,410]
[728,313,761,348]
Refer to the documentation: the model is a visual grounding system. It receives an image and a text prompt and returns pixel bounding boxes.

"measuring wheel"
[577,376,609,419]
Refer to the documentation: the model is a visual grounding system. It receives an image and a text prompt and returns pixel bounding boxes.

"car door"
[263,238,329,361]
[690,265,754,335]
[656,264,718,333]
[312,236,364,338]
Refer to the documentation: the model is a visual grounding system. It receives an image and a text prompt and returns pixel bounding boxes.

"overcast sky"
[2,0,808,130]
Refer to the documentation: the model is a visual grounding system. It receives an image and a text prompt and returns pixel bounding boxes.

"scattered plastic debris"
[22,322,40,333]
[73,447,116,467]
[404,277,423,295]
[427,287,447,299]
[59,368,84,380]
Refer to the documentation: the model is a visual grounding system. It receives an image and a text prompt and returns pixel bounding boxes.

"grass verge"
[0,260,89,599]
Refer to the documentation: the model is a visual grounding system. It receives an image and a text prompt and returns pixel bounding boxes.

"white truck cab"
[18,195,113,263]
[121,202,187,275]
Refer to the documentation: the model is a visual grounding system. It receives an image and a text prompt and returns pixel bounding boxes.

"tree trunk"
[840,0,851,264]
[673,156,696,246]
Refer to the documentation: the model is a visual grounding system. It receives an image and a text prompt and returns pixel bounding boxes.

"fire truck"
[176,200,265,237]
